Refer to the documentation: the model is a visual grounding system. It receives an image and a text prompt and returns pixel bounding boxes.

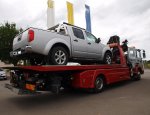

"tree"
[0,22,22,65]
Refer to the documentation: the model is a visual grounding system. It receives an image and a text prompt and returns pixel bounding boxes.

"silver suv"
[10,23,112,65]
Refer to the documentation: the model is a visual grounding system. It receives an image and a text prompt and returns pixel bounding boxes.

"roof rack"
[63,22,85,30]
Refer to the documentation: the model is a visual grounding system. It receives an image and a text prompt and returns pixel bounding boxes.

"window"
[129,50,135,58]
[72,27,84,39]
[85,32,97,43]
[136,50,141,58]
[58,29,66,34]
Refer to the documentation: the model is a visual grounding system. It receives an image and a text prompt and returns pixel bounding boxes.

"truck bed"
[3,64,131,94]
[2,64,128,72]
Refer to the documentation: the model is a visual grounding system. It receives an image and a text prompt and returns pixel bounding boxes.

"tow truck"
[3,39,146,94]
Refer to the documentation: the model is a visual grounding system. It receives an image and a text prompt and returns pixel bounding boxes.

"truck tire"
[103,52,112,64]
[93,77,104,93]
[48,46,69,65]
[132,72,141,81]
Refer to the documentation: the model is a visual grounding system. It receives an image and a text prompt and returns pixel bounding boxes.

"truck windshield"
[129,50,136,58]
[136,50,141,58]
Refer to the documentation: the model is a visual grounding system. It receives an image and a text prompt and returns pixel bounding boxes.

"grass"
[144,62,150,69]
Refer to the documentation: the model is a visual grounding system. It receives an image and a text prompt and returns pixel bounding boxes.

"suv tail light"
[28,29,34,42]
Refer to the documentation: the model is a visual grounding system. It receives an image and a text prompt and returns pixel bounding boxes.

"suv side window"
[85,32,97,43]
[72,27,84,39]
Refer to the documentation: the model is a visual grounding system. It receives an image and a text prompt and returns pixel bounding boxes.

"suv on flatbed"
[10,23,112,65]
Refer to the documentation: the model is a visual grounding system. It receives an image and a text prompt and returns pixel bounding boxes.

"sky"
[0,0,150,60]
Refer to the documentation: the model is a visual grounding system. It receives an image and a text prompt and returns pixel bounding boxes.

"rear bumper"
[5,83,40,95]
[10,46,32,57]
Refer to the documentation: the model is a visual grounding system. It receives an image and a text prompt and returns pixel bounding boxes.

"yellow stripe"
[47,0,54,8]
[67,2,74,25]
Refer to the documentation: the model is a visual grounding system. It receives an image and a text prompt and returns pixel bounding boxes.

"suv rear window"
[72,27,84,39]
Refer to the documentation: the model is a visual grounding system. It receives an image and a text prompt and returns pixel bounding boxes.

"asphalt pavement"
[0,69,150,115]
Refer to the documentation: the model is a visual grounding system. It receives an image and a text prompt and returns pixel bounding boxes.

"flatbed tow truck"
[3,42,145,94]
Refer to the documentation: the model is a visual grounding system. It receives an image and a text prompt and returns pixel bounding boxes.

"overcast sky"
[0,0,150,59]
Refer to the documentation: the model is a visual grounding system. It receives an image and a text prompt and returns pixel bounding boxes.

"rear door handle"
[74,39,78,42]
[88,42,91,45]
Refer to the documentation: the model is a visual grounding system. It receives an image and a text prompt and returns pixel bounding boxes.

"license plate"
[26,84,35,91]
[10,51,22,57]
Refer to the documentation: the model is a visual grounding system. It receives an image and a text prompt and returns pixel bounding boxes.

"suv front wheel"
[103,52,112,64]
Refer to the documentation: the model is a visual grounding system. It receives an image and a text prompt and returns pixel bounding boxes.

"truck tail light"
[28,29,34,42]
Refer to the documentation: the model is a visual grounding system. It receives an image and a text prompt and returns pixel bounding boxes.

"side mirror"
[96,38,101,43]
[143,50,146,58]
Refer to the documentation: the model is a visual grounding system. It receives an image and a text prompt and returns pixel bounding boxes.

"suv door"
[84,31,103,59]
[71,27,88,58]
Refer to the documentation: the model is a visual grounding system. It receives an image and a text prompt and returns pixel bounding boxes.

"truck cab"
[127,47,145,74]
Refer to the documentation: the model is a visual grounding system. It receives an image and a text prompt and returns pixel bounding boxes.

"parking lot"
[0,69,150,115]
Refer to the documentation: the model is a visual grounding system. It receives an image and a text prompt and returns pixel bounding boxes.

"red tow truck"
[4,42,145,94]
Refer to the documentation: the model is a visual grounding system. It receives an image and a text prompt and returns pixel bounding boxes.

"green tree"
[0,22,22,65]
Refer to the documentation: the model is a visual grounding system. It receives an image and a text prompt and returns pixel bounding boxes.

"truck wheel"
[103,52,112,64]
[130,69,135,81]
[93,77,104,93]
[133,72,141,81]
[49,46,69,65]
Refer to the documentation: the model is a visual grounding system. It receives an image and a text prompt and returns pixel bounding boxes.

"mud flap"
[50,76,62,94]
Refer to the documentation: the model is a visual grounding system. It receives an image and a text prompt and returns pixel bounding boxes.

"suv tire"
[103,52,112,64]
[48,46,69,65]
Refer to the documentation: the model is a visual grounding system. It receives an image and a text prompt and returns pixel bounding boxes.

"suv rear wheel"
[48,46,69,65]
